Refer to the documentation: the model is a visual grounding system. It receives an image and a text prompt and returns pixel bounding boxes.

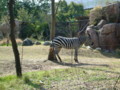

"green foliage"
[19,21,50,40]
[56,0,84,22]
[84,10,90,16]
[115,49,120,57]
[17,8,34,22]
[0,0,51,40]
[24,76,30,83]
[19,22,34,39]
[34,22,50,40]
[0,0,85,40]
[0,0,8,20]
[68,2,84,18]
[89,6,103,25]
[0,84,5,90]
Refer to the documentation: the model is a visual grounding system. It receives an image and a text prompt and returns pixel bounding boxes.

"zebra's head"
[84,27,94,47]
[84,32,94,47]
[77,28,94,47]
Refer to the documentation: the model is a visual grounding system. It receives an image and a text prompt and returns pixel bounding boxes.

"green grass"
[0,67,120,90]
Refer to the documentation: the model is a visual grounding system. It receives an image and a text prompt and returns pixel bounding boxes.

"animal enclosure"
[0,45,120,89]
[0,0,120,89]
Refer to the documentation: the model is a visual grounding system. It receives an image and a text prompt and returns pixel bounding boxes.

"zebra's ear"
[77,31,85,37]
[86,30,91,39]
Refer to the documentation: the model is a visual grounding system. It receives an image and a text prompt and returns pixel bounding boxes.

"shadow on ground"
[46,60,120,75]
[25,79,46,90]
[47,60,109,67]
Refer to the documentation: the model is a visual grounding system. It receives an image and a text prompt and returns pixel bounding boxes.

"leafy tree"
[56,0,69,22]
[0,0,8,22]
[15,0,51,40]
[58,0,68,13]
[17,8,34,22]
[56,1,84,22]
[68,2,84,20]
[19,22,34,40]
[33,22,50,40]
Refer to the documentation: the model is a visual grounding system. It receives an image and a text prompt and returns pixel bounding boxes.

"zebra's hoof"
[75,61,79,64]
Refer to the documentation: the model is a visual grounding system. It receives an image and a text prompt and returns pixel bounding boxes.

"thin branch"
[55,0,62,16]
[114,74,120,89]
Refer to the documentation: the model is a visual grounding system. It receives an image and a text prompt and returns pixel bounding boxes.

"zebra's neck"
[78,36,86,44]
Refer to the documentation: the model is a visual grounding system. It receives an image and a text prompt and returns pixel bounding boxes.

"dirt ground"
[0,45,120,90]
[0,45,120,77]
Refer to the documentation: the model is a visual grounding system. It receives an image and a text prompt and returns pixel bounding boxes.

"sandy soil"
[0,45,120,76]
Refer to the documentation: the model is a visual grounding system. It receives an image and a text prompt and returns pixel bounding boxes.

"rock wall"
[89,2,120,25]
[87,2,120,51]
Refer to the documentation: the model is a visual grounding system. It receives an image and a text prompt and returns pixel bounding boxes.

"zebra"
[50,35,92,63]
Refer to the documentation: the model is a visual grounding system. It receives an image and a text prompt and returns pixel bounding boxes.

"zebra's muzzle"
[91,42,94,46]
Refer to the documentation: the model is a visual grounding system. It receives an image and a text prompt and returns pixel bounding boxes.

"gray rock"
[34,41,41,45]
[43,41,51,46]
[22,38,33,46]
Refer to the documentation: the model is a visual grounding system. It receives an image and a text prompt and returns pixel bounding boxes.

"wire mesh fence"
[55,20,89,37]
[0,19,120,89]
[0,1,120,89]
[0,18,120,89]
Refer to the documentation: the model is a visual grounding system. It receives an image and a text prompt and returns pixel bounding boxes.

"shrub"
[89,6,103,25]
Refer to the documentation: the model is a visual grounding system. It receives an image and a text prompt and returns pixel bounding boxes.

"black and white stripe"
[53,36,86,49]
[51,36,87,63]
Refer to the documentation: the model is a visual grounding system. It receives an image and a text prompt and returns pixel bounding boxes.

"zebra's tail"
[50,42,54,48]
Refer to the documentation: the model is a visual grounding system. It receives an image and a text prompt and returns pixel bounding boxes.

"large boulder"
[100,23,116,34]
[86,26,99,48]
[22,38,33,46]
[88,2,120,51]
[95,20,107,30]
[99,23,120,51]
[116,23,120,38]
[89,2,120,26]
[103,2,120,23]
[99,33,119,51]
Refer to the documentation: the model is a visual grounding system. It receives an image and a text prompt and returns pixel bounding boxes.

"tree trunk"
[8,0,22,77]
[50,0,55,40]
[48,0,57,61]
[48,46,57,61]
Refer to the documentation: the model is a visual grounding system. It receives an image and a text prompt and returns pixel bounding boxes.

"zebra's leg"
[56,54,62,62]
[6,36,9,46]
[53,47,57,61]
[74,48,79,63]
[54,47,62,62]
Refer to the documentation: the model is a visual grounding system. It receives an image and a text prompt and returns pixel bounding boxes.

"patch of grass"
[87,75,107,81]
[0,75,16,82]
[0,67,120,90]
[0,84,5,90]
[24,76,30,83]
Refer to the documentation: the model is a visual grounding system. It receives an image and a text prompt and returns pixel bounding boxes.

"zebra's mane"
[55,36,86,39]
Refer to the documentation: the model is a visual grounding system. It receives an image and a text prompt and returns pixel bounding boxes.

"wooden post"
[8,0,22,77]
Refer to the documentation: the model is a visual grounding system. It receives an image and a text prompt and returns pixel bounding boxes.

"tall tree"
[8,0,22,77]
[56,1,84,22]
[68,2,84,20]
[50,0,55,40]
[48,0,57,61]
[0,0,8,20]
